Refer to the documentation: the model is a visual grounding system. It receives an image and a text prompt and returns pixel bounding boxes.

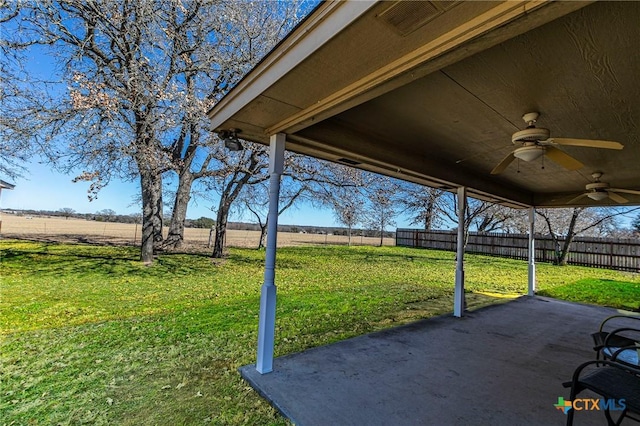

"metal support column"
[256,133,285,374]
[454,186,466,317]
[528,207,536,296]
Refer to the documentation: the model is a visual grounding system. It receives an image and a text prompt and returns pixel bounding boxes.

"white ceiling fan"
[490,112,624,175]
[568,172,640,204]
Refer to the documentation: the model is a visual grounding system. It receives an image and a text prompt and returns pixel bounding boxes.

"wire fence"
[0,214,395,248]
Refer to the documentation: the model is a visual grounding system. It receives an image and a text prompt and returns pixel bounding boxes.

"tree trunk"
[347,224,352,246]
[165,170,194,248]
[258,223,267,249]
[211,149,265,258]
[557,209,581,265]
[207,227,214,248]
[212,201,230,258]
[424,200,435,230]
[153,190,163,245]
[558,235,574,266]
[140,169,162,264]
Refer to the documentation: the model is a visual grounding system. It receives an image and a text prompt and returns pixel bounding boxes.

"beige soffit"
[264,0,556,136]
[207,1,377,130]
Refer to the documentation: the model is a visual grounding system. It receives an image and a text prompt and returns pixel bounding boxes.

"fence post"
[396,227,639,272]
[610,241,615,270]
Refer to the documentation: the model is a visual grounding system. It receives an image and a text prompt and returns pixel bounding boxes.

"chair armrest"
[571,359,640,384]
[598,314,640,332]
[603,327,640,347]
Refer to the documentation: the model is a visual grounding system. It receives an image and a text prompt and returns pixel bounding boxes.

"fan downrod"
[522,112,539,126]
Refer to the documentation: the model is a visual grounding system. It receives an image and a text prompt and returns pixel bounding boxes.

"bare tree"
[2,1,307,263]
[314,165,368,246]
[161,1,307,249]
[398,183,445,230]
[0,4,38,180]
[364,177,399,246]
[633,213,640,235]
[238,155,338,249]
[199,143,270,257]
[333,197,362,246]
[58,207,75,220]
[96,208,116,222]
[536,207,640,265]
[434,194,523,251]
[241,182,304,250]
[3,2,186,262]
[471,204,521,233]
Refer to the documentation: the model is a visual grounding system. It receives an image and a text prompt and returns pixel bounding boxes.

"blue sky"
[0,6,358,229]
[0,160,381,228]
[0,48,408,228]
[2,162,139,215]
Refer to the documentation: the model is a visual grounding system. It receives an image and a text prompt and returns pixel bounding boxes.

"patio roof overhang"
[0,180,15,190]
[208,0,640,208]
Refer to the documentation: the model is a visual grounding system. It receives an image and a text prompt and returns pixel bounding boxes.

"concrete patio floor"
[240,296,631,425]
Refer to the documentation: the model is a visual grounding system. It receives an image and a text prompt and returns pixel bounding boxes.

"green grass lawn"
[1,240,638,424]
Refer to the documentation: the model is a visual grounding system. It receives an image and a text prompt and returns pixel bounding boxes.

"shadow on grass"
[269,245,456,264]
[0,242,224,279]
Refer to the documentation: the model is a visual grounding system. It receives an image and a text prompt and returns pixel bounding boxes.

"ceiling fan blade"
[544,146,584,170]
[547,138,624,150]
[490,152,515,175]
[609,188,640,195]
[607,191,628,203]
[567,193,588,204]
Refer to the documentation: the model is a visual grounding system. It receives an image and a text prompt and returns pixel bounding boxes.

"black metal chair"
[591,315,640,362]
[563,315,640,425]
[598,329,640,368]
[565,355,640,425]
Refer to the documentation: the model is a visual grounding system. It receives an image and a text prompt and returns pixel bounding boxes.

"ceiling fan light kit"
[513,145,545,162]
[586,191,608,201]
[490,112,624,175]
[566,172,640,204]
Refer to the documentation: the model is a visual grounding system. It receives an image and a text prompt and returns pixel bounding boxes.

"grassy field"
[0,214,394,248]
[1,240,638,425]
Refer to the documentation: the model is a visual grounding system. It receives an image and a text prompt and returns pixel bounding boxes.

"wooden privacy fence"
[396,229,640,272]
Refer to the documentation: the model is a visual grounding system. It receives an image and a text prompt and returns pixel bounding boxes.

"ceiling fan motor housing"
[586,182,609,191]
[512,127,551,144]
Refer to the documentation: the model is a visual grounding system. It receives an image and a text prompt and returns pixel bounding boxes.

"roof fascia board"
[286,125,533,207]
[266,0,591,136]
[287,133,531,209]
[207,1,377,130]
[0,179,16,190]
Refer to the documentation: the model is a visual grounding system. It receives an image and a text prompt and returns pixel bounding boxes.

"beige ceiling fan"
[490,112,624,175]
[567,172,640,204]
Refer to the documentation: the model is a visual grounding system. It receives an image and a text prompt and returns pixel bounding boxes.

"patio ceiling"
[208,1,640,208]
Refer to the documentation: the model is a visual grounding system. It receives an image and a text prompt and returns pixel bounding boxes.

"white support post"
[454,186,466,317]
[256,133,285,374]
[528,207,536,296]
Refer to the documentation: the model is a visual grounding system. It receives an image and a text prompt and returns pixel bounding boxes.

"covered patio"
[240,297,615,425]
[207,0,640,423]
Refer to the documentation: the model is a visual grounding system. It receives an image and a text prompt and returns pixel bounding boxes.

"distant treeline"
[5,208,142,224]
[2,209,394,237]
